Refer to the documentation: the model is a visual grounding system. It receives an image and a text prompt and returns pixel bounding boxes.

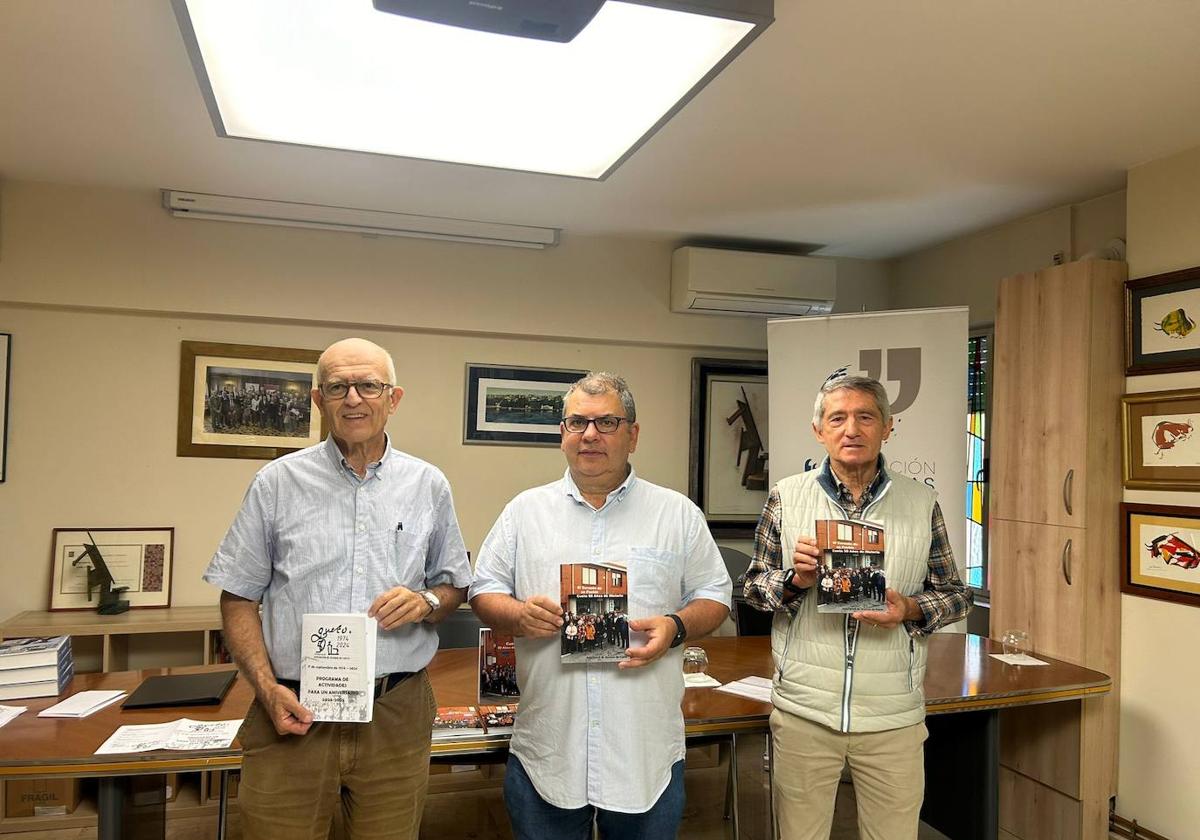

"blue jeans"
[503,755,685,840]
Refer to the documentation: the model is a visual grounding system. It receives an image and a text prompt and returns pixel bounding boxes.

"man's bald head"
[317,338,396,386]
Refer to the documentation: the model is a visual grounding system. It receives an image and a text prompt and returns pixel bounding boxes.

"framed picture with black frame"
[688,358,769,538]
[1121,502,1200,609]
[1125,266,1200,376]
[463,364,586,446]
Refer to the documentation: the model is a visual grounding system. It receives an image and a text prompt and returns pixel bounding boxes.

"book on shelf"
[0,636,72,670]
[431,706,484,739]
[479,703,517,735]
[300,613,377,723]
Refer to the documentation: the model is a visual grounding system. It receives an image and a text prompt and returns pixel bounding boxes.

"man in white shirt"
[470,372,731,840]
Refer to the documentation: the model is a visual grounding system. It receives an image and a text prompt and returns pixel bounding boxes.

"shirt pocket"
[627,546,679,617]
[391,528,430,590]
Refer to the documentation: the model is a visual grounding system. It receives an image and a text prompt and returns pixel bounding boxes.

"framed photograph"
[0,332,9,482]
[463,364,585,446]
[1121,503,1200,608]
[178,341,326,459]
[1121,388,1200,490]
[688,358,769,536]
[1126,267,1200,376]
[49,527,175,611]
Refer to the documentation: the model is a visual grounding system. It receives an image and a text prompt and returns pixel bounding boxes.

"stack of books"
[431,706,484,740]
[0,637,73,700]
[479,703,518,736]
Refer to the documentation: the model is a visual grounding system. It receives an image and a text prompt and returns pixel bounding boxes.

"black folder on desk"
[122,670,237,709]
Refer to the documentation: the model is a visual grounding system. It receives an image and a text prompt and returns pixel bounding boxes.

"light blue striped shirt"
[469,468,732,813]
[204,435,471,680]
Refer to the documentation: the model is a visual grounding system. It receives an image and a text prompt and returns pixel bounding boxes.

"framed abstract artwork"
[1126,267,1200,375]
[1121,503,1200,608]
[1121,388,1200,491]
[49,527,175,611]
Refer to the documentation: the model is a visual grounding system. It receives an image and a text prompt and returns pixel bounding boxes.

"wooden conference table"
[0,634,1109,840]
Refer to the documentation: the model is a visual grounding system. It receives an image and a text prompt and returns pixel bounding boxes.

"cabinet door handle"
[1062,538,1073,586]
[1062,469,1074,516]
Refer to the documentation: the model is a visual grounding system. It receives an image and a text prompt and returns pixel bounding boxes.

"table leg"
[217,770,229,840]
[727,732,740,840]
[97,774,167,840]
[921,710,998,840]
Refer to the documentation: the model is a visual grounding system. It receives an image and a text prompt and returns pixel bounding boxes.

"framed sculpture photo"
[689,358,769,536]
[1121,503,1200,608]
[178,341,325,459]
[0,332,9,482]
[1126,266,1200,375]
[463,364,585,446]
[49,527,175,611]
[1121,388,1200,490]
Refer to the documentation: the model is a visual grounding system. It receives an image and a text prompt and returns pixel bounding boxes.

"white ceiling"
[2,1,1199,259]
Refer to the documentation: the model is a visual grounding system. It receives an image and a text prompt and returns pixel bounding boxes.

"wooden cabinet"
[989,259,1124,840]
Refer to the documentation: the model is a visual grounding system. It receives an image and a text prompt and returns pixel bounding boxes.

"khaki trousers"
[237,671,437,840]
[770,709,927,840]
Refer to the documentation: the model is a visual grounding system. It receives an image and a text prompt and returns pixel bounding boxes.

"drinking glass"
[682,646,709,674]
[1000,629,1030,657]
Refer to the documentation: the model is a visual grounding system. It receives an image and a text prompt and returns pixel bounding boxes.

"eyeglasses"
[562,415,630,434]
[319,381,393,400]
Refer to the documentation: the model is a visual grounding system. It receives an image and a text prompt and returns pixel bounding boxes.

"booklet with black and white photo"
[559,562,638,664]
[300,613,377,723]
[814,519,887,614]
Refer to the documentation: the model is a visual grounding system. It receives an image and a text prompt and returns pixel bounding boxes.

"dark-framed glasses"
[562,415,629,434]
[319,381,393,400]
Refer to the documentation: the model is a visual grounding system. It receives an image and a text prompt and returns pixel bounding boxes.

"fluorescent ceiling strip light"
[162,191,559,249]
[175,0,765,179]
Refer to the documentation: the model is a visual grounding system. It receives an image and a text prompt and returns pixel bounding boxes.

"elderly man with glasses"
[203,337,470,840]
[470,371,732,840]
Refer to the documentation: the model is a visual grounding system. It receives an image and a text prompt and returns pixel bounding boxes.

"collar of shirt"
[817,454,890,510]
[561,466,637,510]
[322,433,393,482]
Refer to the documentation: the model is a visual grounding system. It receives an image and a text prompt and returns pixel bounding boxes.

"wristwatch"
[419,590,440,616]
[666,613,687,648]
[782,575,806,596]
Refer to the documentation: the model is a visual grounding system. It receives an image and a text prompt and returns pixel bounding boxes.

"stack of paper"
[38,690,126,718]
[94,718,243,755]
[715,675,773,703]
[0,704,26,728]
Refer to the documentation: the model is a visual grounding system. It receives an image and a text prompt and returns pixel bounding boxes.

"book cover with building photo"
[477,629,519,704]
[814,519,887,613]
[559,562,635,664]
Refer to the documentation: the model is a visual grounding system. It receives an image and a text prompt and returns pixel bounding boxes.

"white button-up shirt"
[469,468,731,813]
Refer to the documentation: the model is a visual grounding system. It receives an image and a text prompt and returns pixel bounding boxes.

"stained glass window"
[965,333,989,589]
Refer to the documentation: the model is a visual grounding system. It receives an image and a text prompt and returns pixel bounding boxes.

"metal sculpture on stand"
[72,532,130,615]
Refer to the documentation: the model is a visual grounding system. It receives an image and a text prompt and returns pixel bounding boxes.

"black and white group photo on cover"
[559,562,631,663]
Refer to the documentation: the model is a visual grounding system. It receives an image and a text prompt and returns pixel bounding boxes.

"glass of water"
[682,646,709,675]
[1000,629,1030,657]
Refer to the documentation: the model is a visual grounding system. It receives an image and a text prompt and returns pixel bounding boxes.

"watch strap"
[666,613,687,648]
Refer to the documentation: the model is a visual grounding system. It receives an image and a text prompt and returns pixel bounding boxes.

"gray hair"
[812,374,891,427]
[564,372,637,422]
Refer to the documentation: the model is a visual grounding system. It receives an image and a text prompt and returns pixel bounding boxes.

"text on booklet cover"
[300,613,377,723]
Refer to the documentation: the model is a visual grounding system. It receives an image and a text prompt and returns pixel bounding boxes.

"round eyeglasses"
[561,415,630,434]
[319,381,393,400]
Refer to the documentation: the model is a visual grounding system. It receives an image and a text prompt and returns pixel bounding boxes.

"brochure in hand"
[814,519,887,614]
[300,613,377,723]
[560,562,638,664]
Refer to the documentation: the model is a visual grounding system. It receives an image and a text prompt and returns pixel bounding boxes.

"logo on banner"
[858,348,921,415]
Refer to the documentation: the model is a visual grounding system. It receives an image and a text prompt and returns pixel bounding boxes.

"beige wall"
[889,190,1126,326]
[0,180,890,624]
[1117,145,1200,838]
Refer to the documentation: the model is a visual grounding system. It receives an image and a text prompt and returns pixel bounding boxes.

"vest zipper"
[841,613,856,731]
[908,636,915,692]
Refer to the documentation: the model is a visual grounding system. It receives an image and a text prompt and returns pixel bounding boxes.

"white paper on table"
[715,678,774,703]
[0,705,27,727]
[988,653,1049,666]
[94,718,243,755]
[683,673,721,688]
[38,690,126,718]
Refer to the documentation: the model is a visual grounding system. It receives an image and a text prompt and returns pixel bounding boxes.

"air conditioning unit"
[670,246,836,316]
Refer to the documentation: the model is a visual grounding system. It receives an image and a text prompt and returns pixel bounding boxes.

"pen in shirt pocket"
[396,522,403,532]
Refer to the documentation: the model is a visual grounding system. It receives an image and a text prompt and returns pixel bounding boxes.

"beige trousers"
[770,709,927,840]
[237,671,437,840]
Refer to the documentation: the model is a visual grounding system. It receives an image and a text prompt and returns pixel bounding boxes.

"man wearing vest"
[743,373,970,840]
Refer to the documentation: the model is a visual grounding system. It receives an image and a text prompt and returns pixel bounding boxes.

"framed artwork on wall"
[463,364,586,446]
[1121,503,1200,608]
[688,358,769,537]
[1121,388,1200,490]
[48,527,175,611]
[1125,266,1200,375]
[177,341,326,460]
[0,332,9,482]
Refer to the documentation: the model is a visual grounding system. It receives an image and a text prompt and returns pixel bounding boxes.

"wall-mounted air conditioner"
[670,246,836,316]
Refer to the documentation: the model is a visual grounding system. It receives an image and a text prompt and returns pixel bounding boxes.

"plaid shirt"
[742,457,970,637]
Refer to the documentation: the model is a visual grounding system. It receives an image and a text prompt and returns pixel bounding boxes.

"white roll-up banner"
[767,307,969,582]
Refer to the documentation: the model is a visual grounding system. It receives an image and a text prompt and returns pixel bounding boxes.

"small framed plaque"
[48,527,175,611]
